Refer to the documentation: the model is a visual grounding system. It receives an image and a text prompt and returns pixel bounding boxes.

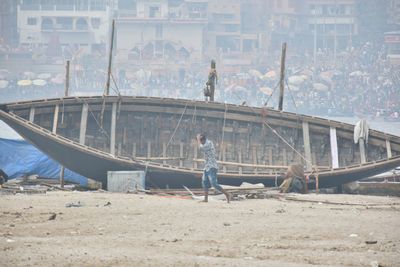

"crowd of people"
[1,41,399,120]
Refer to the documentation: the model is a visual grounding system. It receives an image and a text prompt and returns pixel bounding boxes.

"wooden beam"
[193,143,198,169]
[147,141,152,159]
[136,156,185,160]
[79,103,89,145]
[330,127,339,168]
[302,121,312,171]
[192,159,288,169]
[110,102,117,155]
[29,107,35,123]
[238,149,242,174]
[282,148,287,166]
[386,140,392,159]
[359,138,367,164]
[163,143,167,165]
[252,146,258,174]
[132,143,136,158]
[222,144,227,173]
[52,104,59,134]
[179,142,184,167]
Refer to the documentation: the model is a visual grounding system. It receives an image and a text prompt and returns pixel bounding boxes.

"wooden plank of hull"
[79,103,88,145]
[302,121,312,171]
[29,107,35,123]
[386,140,392,158]
[330,127,339,168]
[163,143,167,165]
[252,146,258,174]
[110,102,117,155]
[132,143,136,158]
[52,104,59,134]
[179,142,184,167]
[359,139,367,164]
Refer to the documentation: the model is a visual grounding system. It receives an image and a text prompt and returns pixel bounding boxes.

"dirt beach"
[1,191,399,267]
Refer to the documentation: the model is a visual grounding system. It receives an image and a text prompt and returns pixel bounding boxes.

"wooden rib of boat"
[1,96,400,189]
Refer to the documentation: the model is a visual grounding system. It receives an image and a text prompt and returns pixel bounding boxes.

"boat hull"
[1,96,400,189]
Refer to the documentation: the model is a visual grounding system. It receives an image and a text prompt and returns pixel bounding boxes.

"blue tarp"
[0,138,87,186]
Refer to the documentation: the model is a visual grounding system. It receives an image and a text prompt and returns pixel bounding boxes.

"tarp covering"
[0,138,87,186]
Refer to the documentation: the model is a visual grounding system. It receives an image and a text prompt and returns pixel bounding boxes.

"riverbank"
[1,191,399,267]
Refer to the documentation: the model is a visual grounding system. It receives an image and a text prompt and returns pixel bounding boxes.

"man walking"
[197,133,230,203]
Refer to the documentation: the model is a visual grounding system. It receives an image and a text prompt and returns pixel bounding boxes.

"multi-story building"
[388,0,400,27]
[17,0,112,57]
[206,0,241,58]
[303,0,358,52]
[0,0,18,47]
[266,0,303,52]
[115,0,207,68]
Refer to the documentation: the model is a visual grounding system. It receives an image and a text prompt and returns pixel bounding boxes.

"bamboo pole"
[60,60,70,188]
[278,42,287,111]
[105,19,115,95]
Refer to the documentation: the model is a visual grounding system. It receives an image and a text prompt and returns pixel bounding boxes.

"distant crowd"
[1,41,399,120]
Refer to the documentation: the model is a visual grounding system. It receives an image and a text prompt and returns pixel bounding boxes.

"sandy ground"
[1,191,399,267]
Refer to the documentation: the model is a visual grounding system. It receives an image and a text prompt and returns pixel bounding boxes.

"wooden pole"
[105,19,115,96]
[278,42,287,111]
[60,60,70,188]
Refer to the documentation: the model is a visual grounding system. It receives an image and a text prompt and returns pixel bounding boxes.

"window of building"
[90,0,106,11]
[118,0,136,10]
[55,0,73,10]
[56,17,73,30]
[76,18,88,30]
[75,0,89,11]
[41,18,54,30]
[91,18,101,29]
[149,6,160,18]
[41,0,55,10]
[225,24,239,32]
[21,0,40,10]
[27,17,37,25]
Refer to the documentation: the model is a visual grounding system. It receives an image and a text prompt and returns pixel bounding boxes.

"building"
[17,0,113,57]
[0,0,18,47]
[115,0,207,70]
[388,0,400,27]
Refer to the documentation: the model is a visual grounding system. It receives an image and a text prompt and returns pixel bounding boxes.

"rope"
[76,97,110,140]
[263,81,280,107]
[262,120,310,164]
[284,78,298,114]
[164,102,189,153]
[230,90,313,168]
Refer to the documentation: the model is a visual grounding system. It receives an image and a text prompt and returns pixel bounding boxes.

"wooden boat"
[1,96,400,189]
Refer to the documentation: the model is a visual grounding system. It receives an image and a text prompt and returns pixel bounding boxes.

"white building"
[17,0,112,56]
[115,0,207,67]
